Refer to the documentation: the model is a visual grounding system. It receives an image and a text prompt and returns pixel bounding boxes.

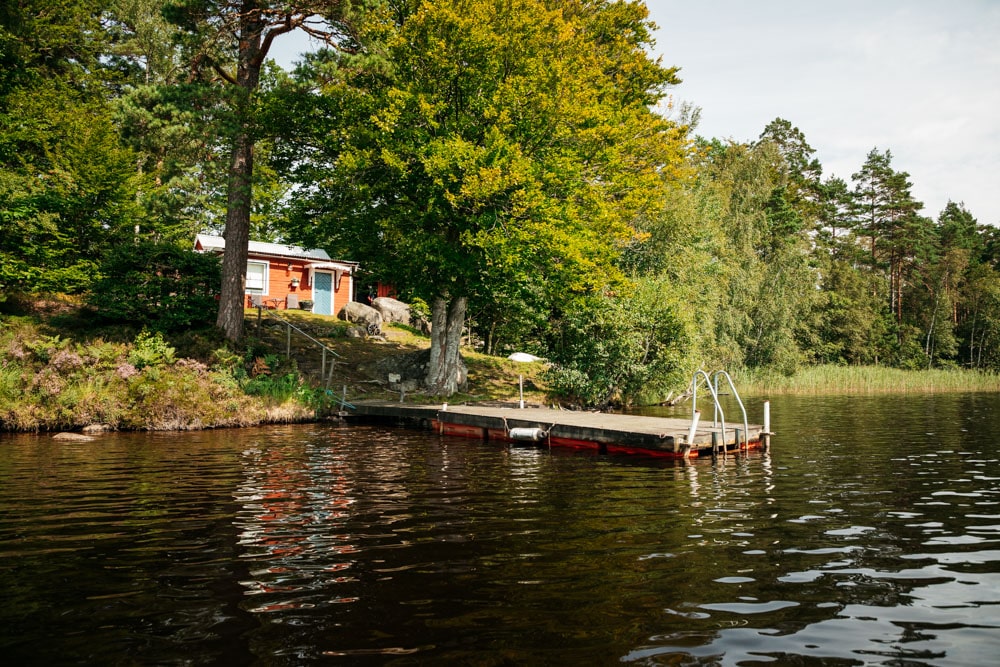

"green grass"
[0,312,317,432]
[732,364,1000,395]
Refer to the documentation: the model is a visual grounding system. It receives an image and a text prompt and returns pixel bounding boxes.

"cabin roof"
[194,233,333,262]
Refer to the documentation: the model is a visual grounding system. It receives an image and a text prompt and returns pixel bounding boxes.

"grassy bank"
[0,305,320,432]
[0,300,549,433]
[731,364,1000,395]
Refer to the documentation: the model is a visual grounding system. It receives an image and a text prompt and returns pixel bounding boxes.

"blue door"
[313,272,333,315]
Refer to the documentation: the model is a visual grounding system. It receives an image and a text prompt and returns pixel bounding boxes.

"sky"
[646,0,1000,225]
[270,1,1000,225]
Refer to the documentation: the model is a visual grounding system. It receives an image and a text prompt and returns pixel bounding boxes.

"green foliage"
[0,82,142,293]
[89,241,221,331]
[0,314,316,432]
[127,329,176,369]
[811,257,892,365]
[734,364,1000,395]
[544,282,690,407]
[401,296,426,320]
[242,372,306,402]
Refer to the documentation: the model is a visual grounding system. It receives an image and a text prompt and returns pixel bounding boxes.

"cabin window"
[245,260,268,294]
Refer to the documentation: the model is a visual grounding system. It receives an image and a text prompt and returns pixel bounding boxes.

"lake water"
[2,393,1000,665]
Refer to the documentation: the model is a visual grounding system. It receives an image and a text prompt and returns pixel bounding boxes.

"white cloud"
[268,2,1000,224]
[649,0,1000,224]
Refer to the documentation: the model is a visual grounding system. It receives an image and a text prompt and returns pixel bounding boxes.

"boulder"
[338,301,382,329]
[371,297,411,325]
[412,314,432,335]
[373,348,468,392]
[53,432,95,442]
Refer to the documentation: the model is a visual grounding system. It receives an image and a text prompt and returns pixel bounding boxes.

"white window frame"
[245,260,269,295]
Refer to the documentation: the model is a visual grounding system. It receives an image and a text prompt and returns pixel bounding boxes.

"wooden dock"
[345,401,766,458]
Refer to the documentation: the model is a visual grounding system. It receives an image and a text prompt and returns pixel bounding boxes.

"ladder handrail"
[258,308,342,359]
[255,307,346,388]
[691,370,726,455]
[712,370,749,449]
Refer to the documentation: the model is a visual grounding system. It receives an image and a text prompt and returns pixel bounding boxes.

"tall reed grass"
[732,365,1000,395]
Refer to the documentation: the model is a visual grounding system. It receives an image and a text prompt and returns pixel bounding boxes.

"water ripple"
[4,395,1000,664]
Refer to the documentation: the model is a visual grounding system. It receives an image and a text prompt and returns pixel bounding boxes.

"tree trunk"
[425,295,468,396]
[214,2,263,342]
[216,132,254,341]
[968,304,979,368]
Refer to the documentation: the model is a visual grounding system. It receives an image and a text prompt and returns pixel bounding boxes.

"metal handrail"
[255,307,342,384]
[712,370,749,449]
[691,370,726,456]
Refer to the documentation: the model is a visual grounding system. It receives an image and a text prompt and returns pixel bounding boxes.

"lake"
[2,393,999,665]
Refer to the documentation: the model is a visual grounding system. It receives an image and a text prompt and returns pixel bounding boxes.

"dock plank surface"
[348,401,764,457]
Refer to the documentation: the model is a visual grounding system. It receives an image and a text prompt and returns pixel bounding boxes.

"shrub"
[544,287,690,408]
[127,329,176,369]
[89,241,221,331]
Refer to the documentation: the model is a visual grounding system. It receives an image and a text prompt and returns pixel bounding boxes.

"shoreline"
[5,306,999,435]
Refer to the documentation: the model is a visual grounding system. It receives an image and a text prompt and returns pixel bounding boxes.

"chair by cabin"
[286,294,299,310]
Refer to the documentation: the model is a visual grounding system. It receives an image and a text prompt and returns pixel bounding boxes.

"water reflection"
[622,394,1000,665]
[235,440,361,614]
[2,395,1000,663]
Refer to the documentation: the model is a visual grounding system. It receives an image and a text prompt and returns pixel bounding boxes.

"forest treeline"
[2,0,999,406]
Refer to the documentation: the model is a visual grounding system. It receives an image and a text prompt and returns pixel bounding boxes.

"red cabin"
[194,234,359,315]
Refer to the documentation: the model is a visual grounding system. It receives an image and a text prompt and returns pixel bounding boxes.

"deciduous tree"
[292,0,680,395]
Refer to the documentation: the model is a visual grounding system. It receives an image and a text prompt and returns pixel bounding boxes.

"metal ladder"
[690,370,750,454]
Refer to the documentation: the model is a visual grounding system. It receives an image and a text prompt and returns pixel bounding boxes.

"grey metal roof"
[195,234,331,261]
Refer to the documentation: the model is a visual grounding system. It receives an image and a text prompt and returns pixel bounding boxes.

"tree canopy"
[5,1,1000,404]
[283,0,683,394]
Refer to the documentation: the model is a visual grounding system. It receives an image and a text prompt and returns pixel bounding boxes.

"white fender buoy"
[508,427,546,442]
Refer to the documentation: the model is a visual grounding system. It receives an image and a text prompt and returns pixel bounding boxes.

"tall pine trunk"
[215,2,263,342]
[425,295,468,396]
[216,131,254,341]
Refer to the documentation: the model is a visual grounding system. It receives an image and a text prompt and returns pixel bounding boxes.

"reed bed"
[732,365,1000,395]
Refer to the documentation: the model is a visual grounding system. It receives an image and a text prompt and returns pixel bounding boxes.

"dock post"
[711,430,719,459]
[761,400,772,451]
[735,427,743,451]
[686,410,700,449]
